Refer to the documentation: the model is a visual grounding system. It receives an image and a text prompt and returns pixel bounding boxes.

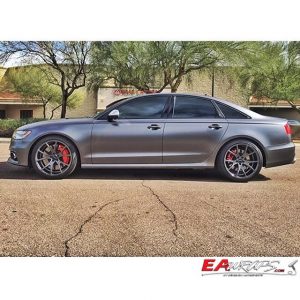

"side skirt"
[81,163,215,169]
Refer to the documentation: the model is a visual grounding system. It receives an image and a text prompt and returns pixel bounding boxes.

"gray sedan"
[8,93,295,182]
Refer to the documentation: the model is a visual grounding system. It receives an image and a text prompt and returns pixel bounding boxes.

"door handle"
[208,123,222,129]
[147,124,161,130]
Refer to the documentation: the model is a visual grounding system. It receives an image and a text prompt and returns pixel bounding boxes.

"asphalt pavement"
[0,142,299,256]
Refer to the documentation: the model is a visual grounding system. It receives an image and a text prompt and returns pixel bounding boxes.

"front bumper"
[265,142,296,168]
[8,138,31,167]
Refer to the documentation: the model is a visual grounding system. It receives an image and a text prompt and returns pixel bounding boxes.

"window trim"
[171,95,223,119]
[98,95,173,120]
[20,110,33,119]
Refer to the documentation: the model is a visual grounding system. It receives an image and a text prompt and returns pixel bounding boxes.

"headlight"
[12,130,32,140]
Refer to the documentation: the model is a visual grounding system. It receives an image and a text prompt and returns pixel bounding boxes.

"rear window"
[216,102,249,119]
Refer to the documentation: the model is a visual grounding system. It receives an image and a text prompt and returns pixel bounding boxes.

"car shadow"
[0,161,270,182]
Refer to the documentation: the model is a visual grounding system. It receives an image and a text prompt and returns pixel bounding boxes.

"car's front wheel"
[216,139,263,182]
[31,135,78,179]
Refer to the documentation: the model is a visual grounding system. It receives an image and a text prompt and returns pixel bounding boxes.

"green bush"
[0,118,45,137]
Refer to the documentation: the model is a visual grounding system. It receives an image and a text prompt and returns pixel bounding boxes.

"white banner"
[0,257,299,300]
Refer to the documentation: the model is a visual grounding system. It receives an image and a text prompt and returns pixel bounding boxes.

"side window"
[117,95,168,119]
[216,102,249,119]
[173,96,220,119]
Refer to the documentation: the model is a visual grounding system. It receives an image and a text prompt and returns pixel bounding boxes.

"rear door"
[163,95,228,163]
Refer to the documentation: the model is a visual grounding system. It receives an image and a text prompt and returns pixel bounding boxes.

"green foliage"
[0,118,44,137]
[235,42,300,104]
[2,66,83,119]
[91,41,246,93]
[6,67,60,100]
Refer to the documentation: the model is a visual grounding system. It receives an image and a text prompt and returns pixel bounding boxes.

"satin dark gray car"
[8,93,295,182]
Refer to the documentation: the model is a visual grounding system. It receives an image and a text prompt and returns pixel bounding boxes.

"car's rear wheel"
[31,135,78,179]
[217,139,263,182]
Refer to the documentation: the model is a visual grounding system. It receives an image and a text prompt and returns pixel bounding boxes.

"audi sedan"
[8,93,295,182]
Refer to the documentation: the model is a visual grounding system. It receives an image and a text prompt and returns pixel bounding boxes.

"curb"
[0,138,10,144]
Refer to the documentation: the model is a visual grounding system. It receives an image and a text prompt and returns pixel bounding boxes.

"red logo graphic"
[202,259,229,272]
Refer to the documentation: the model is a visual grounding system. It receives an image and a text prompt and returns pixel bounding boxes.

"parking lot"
[0,141,299,257]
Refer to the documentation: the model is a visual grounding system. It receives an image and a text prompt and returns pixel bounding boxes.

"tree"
[1,67,82,119]
[3,67,59,119]
[235,41,300,114]
[0,41,90,118]
[91,41,245,93]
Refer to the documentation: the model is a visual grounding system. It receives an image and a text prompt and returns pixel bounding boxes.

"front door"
[91,95,170,164]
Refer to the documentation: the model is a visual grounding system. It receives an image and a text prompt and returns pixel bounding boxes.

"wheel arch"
[28,133,81,168]
[215,136,267,167]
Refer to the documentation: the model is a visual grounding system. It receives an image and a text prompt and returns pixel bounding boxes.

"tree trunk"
[287,101,300,115]
[170,75,183,92]
[60,92,68,118]
[43,104,46,119]
[51,104,62,119]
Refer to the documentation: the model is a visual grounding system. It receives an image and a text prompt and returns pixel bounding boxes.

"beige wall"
[0,104,43,119]
[66,88,97,118]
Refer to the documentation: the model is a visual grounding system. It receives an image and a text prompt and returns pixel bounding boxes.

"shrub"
[0,118,45,137]
[291,125,300,140]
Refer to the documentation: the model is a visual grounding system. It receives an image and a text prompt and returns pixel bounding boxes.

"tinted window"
[216,102,249,119]
[173,96,219,119]
[117,95,168,119]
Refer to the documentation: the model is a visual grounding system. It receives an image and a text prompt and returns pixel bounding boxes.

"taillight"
[284,123,292,135]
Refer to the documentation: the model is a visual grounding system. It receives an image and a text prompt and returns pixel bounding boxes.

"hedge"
[292,125,300,140]
[0,118,45,137]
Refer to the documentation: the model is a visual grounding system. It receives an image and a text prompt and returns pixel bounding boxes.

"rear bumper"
[265,142,296,168]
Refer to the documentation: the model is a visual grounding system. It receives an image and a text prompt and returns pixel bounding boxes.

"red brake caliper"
[57,144,70,164]
[226,149,236,161]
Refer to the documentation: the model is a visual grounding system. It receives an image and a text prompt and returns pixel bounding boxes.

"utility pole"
[211,67,215,97]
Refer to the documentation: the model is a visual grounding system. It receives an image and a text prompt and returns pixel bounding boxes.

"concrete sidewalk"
[0,138,10,143]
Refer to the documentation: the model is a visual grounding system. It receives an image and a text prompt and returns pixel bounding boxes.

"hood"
[18,117,94,130]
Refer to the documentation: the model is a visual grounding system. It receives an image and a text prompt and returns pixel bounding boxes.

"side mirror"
[107,109,120,122]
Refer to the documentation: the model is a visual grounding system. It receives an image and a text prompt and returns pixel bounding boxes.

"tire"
[31,135,79,179]
[216,139,263,182]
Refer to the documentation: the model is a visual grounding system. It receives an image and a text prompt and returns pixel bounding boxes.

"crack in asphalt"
[141,181,178,239]
[64,199,122,257]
